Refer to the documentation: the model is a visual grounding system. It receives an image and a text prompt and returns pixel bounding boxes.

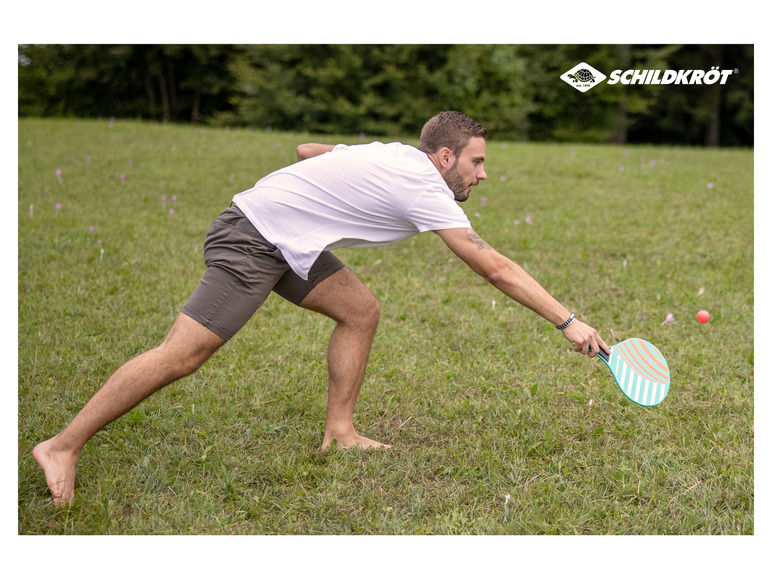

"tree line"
[18,44,754,147]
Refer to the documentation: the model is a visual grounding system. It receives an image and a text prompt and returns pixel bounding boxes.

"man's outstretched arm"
[436,227,609,357]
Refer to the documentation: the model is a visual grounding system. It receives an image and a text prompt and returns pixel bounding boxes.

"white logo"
[606,66,737,85]
[560,62,607,93]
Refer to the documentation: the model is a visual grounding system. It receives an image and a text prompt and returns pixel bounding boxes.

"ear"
[425,146,456,175]
[438,146,455,169]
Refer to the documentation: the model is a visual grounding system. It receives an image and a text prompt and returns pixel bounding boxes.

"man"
[34,111,609,505]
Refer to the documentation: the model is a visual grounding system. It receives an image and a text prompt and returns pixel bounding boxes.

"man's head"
[419,111,488,203]
[418,111,487,158]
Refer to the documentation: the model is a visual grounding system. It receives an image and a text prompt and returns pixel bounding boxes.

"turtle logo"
[560,62,607,93]
[567,69,596,84]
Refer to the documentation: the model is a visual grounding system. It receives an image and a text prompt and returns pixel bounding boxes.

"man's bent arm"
[297,143,335,162]
[436,227,609,357]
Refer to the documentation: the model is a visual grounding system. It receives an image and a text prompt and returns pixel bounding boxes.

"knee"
[346,291,380,333]
[366,295,381,328]
[175,354,208,379]
[155,344,207,381]
[155,339,217,381]
[155,314,224,380]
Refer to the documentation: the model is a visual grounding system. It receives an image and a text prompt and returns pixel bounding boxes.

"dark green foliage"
[18,44,753,146]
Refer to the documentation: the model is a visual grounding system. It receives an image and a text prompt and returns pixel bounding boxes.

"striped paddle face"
[598,338,670,406]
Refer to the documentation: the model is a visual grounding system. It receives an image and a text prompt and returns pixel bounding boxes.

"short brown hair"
[418,111,487,156]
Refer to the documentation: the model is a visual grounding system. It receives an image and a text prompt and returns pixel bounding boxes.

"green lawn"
[18,118,753,536]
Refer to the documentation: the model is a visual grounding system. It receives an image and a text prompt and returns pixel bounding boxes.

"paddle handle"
[596,348,610,362]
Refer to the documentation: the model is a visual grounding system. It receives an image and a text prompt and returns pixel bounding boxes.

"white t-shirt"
[233,141,471,279]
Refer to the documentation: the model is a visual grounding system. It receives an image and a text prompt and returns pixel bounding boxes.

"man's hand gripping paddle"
[594,338,670,406]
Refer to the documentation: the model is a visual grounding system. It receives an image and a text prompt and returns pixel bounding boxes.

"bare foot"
[32,438,79,506]
[321,433,391,451]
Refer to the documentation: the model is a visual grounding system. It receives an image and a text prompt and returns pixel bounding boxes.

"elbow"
[481,256,518,288]
[474,258,505,285]
[484,266,506,286]
[296,143,333,161]
[296,145,310,162]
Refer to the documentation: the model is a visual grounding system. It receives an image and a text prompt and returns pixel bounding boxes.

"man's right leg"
[33,312,225,505]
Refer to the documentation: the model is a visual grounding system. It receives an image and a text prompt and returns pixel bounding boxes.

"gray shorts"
[182,206,345,341]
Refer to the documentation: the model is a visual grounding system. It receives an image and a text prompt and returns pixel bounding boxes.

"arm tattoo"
[466,229,491,251]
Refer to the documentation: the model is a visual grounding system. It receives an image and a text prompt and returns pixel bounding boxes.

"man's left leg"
[297,266,388,449]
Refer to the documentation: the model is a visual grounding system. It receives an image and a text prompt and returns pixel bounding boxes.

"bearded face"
[441,136,487,203]
[443,158,470,202]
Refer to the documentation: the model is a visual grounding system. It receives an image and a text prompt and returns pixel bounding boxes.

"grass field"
[17,118,754,539]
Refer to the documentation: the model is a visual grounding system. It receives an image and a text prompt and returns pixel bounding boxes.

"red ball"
[697,310,710,324]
